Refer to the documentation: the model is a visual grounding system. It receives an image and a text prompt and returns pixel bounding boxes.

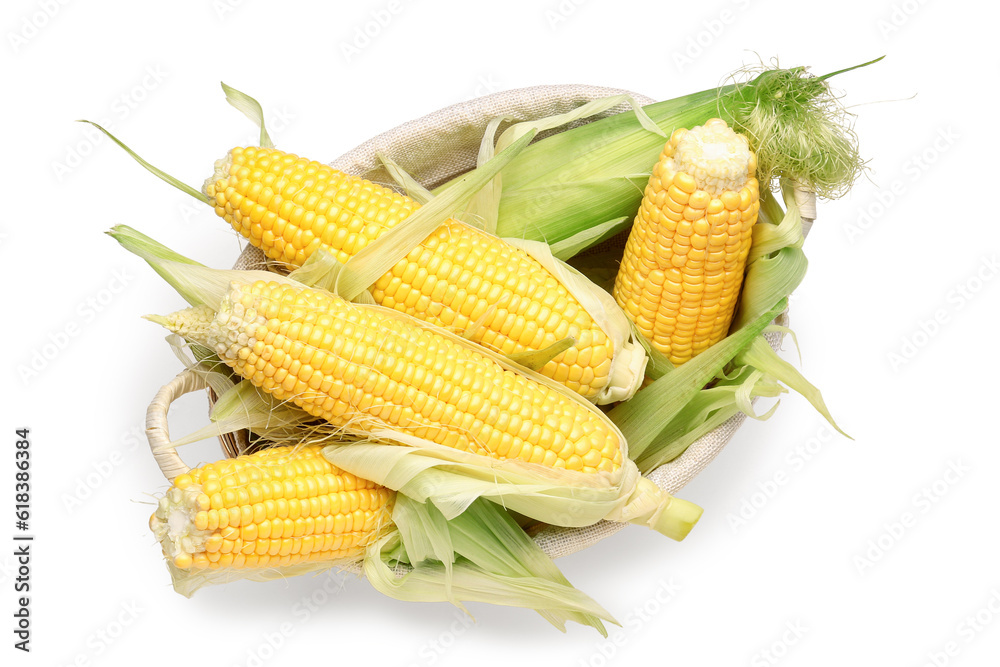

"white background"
[3,0,998,665]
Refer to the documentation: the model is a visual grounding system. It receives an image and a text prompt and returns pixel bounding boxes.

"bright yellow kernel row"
[186,547,367,571]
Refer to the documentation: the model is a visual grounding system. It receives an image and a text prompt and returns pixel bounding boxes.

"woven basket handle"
[144,369,209,482]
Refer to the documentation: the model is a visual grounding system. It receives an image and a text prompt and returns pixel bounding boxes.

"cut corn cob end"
[650,494,703,542]
[615,475,703,541]
[613,118,760,366]
[148,445,395,572]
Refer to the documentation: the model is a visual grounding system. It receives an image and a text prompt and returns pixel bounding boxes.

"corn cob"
[612,119,760,365]
[202,146,643,403]
[149,442,616,632]
[149,444,394,571]
[153,279,623,474]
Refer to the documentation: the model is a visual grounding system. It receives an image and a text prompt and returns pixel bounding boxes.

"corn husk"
[609,300,788,467]
[426,58,880,250]
[453,94,664,235]
[327,130,536,302]
[732,183,809,329]
[366,496,615,634]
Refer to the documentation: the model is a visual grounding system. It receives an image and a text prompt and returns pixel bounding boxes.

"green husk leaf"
[156,261,291,310]
[460,115,516,230]
[220,82,274,149]
[381,496,613,633]
[633,362,786,473]
[364,537,613,634]
[495,95,664,158]
[322,437,700,539]
[391,494,457,605]
[747,186,804,264]
[377,152,434,204]
[634,388,742,473]
[733,247,807,330]
[287,247,344,291]
[154,332,317,448]
[640,410,742,474]
[610,299,786,462]
[79,122,210,204]
[491,176,651,247]
[108,225,297,308]
[447,498,613,633]
[464,95,663,235]
[288,248,379,305]
[392,495,456,568]
[628,321,674,381]
[336,426,701,540]
[208,381,310,435]
[733,370,781,421]
[505,337,576,372]
[448,58,878,249]
[735,336,849,437]
[108,225,270,309]
[333,129,537,301]
[107,225,202,267]
[757,186,787,226]
[763,324,801,364]
[731,179,808,329]
[547,216,630,262]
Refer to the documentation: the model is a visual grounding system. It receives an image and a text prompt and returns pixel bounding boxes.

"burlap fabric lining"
[221,85,806,559]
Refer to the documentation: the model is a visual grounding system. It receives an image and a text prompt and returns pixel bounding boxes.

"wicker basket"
[144,85,816,560]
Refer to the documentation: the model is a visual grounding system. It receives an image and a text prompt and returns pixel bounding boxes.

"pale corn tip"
[202,150,235,201]
[145,305,219,348]
[668,118,753,196]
